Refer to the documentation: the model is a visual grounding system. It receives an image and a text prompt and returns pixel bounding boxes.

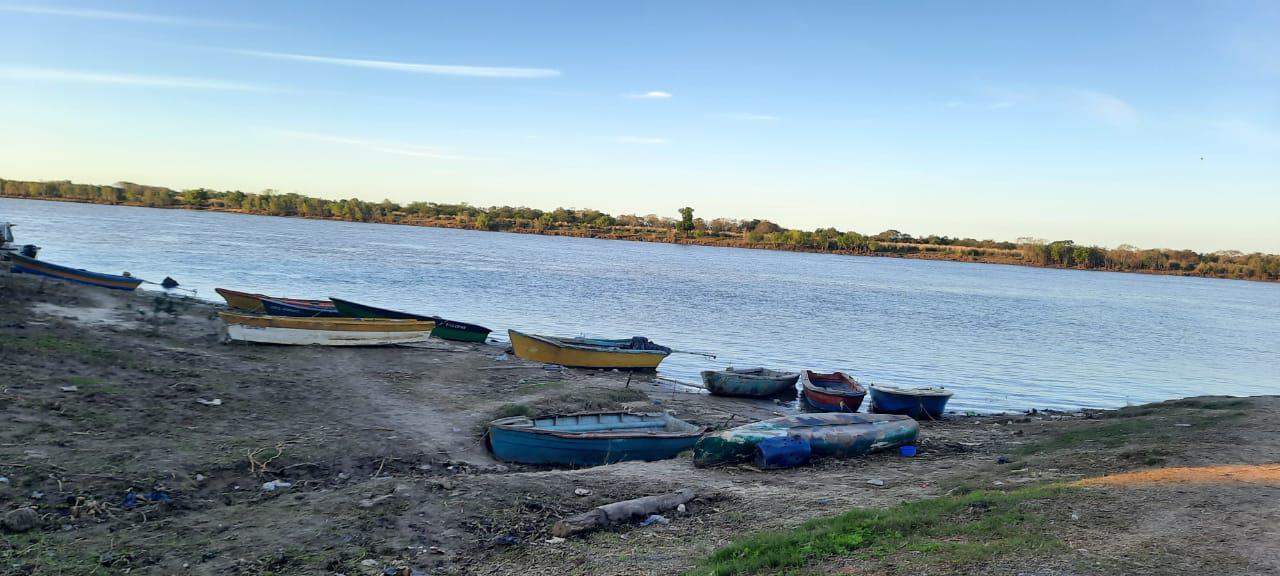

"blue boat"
[260,297,343,317]
[7,253,142,291]
[701,367,799,397]
[868,385,954,420]
[488,412,705,467]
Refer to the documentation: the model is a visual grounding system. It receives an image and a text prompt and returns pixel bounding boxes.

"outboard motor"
[19,244,38,258]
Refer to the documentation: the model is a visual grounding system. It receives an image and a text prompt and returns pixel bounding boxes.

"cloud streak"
[234,50,560,79]
[0,66,267,91]
[274,130,469,160]
[627,91,672,99]
[0,3,251,28]
[617,136,668,145]
[1071,89,1137,125]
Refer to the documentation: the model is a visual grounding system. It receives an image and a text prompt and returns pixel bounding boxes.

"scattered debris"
[360,559,380,567]
[544,537,565,544]
[30,491,44,500]
[866,479,885,487]
[429,546,445,555]
[59,385,79,392]
[359,494,395,508]
[997,456,1010,464]
[261,480,291,491]
[574,488,592,496]
[194,473,206,482]
[196,398,223,406]
[640,514,670,526]
[492,535,520,545]
[1071,512,1080,521]
[122,490,172,509]
[677,503,687,514]
[0,476,8,483]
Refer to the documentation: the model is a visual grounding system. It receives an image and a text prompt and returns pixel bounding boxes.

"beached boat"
[868,385,954,420]
[692,412,918,467]
[261,297,342,318]
[330,298,492,343]
[700,367,800,397]
[7,253,141,291]
[488,411,705,466]
[800,370,867,412]
[0,222,38,259]
[219,312,434,346]
[508,330,671,369]
[214,288,335,314]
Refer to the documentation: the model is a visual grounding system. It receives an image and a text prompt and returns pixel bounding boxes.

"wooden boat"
[508,330,671,369]
[219,312,434,346]
[214,288,334,314]
[700,367,800,397]
[7,253,141,291]
[488,411,705,466]
[868,385,954,420]
[800,370,867,412]
[330,298,492,343]
[261,297,342,318]
[692,413,918,467]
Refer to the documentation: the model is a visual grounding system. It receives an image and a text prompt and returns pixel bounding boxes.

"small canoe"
[215,288,334,314]
[261,297,342,318]
[869,385,954,420]
[488,411,705,466]
[219,312,434,346]
[692,412,918,467]
[700,367,799,397]
[800,370,867,413]
[330,298,492,343]
[8,253,142,291]
[508,329,671,369]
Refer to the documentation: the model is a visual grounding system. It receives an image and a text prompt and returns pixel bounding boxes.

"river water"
[4,197,1277,412]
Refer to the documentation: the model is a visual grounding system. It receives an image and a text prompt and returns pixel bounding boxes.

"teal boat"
[692,413,918,467]
[700,367,799,397]
[329,297,491,343]
[488,412,705,467]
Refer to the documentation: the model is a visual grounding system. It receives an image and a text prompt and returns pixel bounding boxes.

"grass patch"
[492,403,533,419]
[517,379,569,392]
[689,484,1070,576]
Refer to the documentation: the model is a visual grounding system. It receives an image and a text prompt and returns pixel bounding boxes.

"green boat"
[329,298,492,343]
[692,413,918,467]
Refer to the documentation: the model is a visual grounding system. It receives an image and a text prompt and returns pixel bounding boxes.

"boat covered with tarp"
[692,412,917,467]
[701,367,799,397]
[488,411,705,466]
[508,329,671,369]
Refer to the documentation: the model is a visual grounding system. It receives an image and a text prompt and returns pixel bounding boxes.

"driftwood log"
[551,489,695,537]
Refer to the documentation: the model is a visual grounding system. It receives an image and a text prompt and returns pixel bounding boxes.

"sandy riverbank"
[1,273,1277,575]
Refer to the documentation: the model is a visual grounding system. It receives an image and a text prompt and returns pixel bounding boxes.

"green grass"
[1020,400,1251,455]
[492,403,533,419]
[688,484,1070,576]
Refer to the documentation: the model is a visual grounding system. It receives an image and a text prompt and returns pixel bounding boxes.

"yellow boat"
[219,312,434,346]
[507,329,671,369]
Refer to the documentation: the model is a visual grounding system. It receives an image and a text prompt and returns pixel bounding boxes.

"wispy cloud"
[0,3,251,28]
[1071,89,1137,125]
[274,129,470,160]
[716,112,777,121]
[617,136,668,145]
[626,91,673,100]
[234,49,560,79]
[0,66,267,91]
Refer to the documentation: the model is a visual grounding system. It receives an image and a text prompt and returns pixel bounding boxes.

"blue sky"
[1,1,1277,252]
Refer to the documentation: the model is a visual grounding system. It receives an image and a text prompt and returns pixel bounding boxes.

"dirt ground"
[1,272,1277,576]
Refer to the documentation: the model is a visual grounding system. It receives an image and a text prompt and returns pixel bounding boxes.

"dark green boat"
[329,298,492,343]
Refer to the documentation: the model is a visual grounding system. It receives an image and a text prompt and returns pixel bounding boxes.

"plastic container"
[899,445,918,457]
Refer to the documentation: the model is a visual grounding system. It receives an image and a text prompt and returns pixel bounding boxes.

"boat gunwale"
[801,370,867,398]
[218,312,435,332]
[510,329,671,357]
[489,411,706,440]
[869,384,954,398]
[701,368,800,382]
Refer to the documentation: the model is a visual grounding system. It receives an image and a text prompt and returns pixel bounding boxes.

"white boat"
[219,312,435,346]
[1,222,39,259]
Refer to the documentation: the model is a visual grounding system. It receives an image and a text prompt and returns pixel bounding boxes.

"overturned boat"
[701,367,799,397]
[488,411,705,466]
[692,412,917,467]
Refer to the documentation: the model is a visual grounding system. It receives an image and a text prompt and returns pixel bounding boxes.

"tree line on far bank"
[3,177,1277,281]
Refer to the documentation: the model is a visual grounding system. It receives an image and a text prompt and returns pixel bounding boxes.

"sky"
[0,1,1277,253]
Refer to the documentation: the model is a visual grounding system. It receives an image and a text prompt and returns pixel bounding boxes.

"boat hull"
[262,298,342,317]
[693,413,918,467]
[219,312,433,346]
[868,387,953,420]
[331,298,492,342]
[215,288,334,314]
[800,371,866,412]
[701,369,799,397]
[431,319,491,343]
[488,412,704,466]
[8,254,141,291]
[508,330,668,369]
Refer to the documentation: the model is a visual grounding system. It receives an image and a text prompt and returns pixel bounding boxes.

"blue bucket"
[899,445,917,457]
[754,436,812,469]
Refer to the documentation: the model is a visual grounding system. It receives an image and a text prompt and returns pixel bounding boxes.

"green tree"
[676,207,695,234]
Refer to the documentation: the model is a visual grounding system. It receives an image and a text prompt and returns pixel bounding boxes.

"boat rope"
[670,349,717,359]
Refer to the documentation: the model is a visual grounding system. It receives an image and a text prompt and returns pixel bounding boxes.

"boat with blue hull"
[488,412,705,466]
[868,385,954,420]
[701,367,799,397]
[7,253,141,291]
[261,297,343,317]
